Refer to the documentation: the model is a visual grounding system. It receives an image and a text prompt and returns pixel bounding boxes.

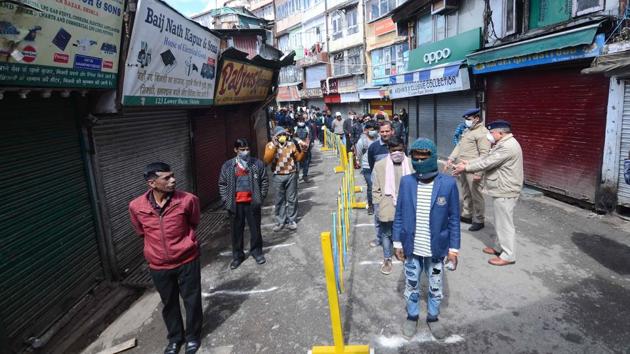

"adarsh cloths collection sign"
[122,0,220,106]
[214,59,273,105]
[0,0,124,88]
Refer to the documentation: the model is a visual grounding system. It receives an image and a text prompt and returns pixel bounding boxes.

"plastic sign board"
[122,0,220,106]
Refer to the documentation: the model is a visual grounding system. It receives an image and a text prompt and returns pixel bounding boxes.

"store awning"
[467,23,601,66]
[340,92,360,103]
[277,85,301,102]
[582,50,630,76]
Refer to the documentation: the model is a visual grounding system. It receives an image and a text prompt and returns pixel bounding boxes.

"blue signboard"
[472,34,604,74]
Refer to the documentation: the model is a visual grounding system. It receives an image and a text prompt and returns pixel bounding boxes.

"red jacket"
[129,190,201,270]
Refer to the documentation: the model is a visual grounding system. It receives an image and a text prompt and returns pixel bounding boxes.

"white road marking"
[355,223,375,227]
[301,186,319,191]
[202,286,279,297]
[374,334,464,348]
[218,243,296,257]
[359,260,403,265]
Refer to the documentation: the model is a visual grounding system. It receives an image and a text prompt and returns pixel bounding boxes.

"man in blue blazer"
[393,138,460,339]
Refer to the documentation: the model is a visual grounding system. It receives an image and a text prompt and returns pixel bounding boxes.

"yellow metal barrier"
[310,232,371,354]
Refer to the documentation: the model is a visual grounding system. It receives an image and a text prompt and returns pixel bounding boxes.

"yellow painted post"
[321,127,332,151]
[311,232,370,354]
[348,152,367,209]
[334,142,345,173]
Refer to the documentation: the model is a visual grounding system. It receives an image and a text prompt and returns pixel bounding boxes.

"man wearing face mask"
[219,138,269,269]
[372,137,413,275]
[294,114,313,183]
[391,114,405,142]
[453,120,523,266]
[367,121,395,248]
[264,127,306,232]
[356,120,379,215]
[393,138,460,339]
[446,108,490,232]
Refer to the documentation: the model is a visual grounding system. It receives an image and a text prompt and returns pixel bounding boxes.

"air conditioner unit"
[431,0,458,15]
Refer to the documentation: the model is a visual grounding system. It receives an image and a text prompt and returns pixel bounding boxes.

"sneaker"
[164,342,183,354]
[287,222,298,231]
[367,205,374,215]
[427,318,447,340]
[468,222,485,231]
[254,254,266,265]
[369,239,380,248]
[380,259,393,275]
[402,319,417,338]
[272,224,284,232]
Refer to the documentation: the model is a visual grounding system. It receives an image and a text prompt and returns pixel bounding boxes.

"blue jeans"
[373,204,382,245]
[404,255,444,321]
[361,168,373,206]
[379,221,393,259]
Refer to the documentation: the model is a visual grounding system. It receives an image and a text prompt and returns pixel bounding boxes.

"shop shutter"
[618,81,630,207]
[227,105,254,147]
[487,66,608,202]
[408,97,419,139]
[418,95,435,141]
[193,111,227,208]
[92,110,193,276]
[436,91,477,158]
[0,96,102,348]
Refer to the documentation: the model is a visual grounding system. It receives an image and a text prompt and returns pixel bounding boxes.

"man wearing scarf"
[372,136,413,275]
[393,138,460,340]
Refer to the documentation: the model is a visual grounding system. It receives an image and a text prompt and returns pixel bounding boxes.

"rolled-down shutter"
[408,97,419,139]
[487,66,608,202]
[193,111,227,208]
[92,110,192,276]
[417,95,435,141]
[436,91,476,158]
[618,81,630,207]
[0,96,102,348]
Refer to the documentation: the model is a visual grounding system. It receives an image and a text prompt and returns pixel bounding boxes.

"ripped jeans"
[404,255,444,322]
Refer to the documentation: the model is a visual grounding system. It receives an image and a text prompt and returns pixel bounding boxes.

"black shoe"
[468,223,485,231]
[164,342,182,354]
[367,205,374,215]
[303,176,312,183]
[254,254,266,265]
[460,216,472,224]
[230,258,244,270]
[184,340,200,354]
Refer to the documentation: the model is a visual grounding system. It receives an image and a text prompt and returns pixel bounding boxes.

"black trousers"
[150,258,203,344]
[229,203,263,260]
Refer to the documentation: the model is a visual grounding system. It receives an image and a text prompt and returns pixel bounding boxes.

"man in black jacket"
[218,138,269,269]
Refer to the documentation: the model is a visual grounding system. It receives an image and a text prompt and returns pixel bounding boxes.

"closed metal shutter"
[92,110,193,276]
[1,96,102,348]
[308,98,325,110]
[436,91,477,158]
[193,111,227,208]
[408,97,419,139]
[418,95,435,141]
[487,66,608,202]
[618,81,630,206]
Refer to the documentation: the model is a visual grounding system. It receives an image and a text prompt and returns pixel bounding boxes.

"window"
[572,0,604,16]
[332,47,364,76]
[446,12,458,38]
[346,8,358,35]
[332,13,343,40]
[371,43,408,79]
[504,0,516,35]
[369,0,407,20]
[417,11,459,46]
[332,51,345,76]
[416,14,432,46]
[278,35,290,53]
[434,14,446,41]
[279,65,303,84]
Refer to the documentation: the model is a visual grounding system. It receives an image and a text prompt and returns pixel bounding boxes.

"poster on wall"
[122,0,220,106]
[0,0,124,88]
[214,59,273,105]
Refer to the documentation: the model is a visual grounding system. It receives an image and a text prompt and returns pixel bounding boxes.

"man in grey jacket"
[219,138,269,269]
[454,120,523,266]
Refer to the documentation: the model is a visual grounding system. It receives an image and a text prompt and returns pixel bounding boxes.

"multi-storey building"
[275,0,306,103]
[297,0,328,109]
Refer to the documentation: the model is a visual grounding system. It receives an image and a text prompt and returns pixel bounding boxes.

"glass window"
[434,14,445,41]
[573,0,603,16]
[370,0,380,20]
[347,47,362,74]
[504,0,515,34]
[379,0,390,18]
[446,12,457,37]
[332,13,343,39]
[347,8,358,35]
[416,14,432,46]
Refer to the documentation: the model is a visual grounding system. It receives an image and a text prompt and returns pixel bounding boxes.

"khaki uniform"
[466,134,523,262]
[448,123,491,223]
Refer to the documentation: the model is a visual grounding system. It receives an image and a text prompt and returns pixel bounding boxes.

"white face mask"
[465,119,474,128]
[298,122,305,127]
[486,132,496,144]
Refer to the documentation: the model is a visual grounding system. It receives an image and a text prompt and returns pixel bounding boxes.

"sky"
[165,0,219,17]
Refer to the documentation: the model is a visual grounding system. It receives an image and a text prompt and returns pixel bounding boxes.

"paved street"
[81,145,630,354]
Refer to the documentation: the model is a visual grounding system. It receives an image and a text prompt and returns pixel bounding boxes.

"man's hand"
[453,160,468,176]
[446,252,458,271]
[395,248,405,261]
[443,159,453,172]
[473,174,482,182]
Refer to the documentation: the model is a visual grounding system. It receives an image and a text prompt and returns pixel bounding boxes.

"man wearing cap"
[331,112,345,143]
[454,120,523,266]
[446,108,490,232]
[393,138,460,339]
[264,126,306,232]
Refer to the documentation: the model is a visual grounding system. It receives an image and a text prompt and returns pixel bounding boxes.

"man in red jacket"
[129,162,202,354]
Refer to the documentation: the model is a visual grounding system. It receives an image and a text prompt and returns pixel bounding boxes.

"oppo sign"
[423,48,452,64]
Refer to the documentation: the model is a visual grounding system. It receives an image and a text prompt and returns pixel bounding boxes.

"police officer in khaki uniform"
[446,108,490,232]
[453,120,523,266]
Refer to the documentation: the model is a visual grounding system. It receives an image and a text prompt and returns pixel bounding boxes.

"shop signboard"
[214,59,273,105]
[389,68,470,99]
[122,0,220,106]
[0,0,124,88]
[407,27,481,71]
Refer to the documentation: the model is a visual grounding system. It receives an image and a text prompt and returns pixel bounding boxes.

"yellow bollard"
[321,127,332,151]
[348,152,367,209]
[311,232,371,354]
[334,139,345,173]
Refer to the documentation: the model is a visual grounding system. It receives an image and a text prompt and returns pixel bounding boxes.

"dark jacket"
[218,157,269,213]
[625,159,630,185]
[129,190,201,270]
[393,173,461,258]
[368,138,390,171]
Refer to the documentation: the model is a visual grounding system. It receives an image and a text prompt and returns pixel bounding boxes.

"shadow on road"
[571,233,630,275]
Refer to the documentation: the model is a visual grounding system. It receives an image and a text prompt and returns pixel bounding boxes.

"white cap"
[335,112,342,116]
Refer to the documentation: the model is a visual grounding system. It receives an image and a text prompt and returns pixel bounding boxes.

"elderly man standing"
[446,108,490,232]
[454,120,523,266]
